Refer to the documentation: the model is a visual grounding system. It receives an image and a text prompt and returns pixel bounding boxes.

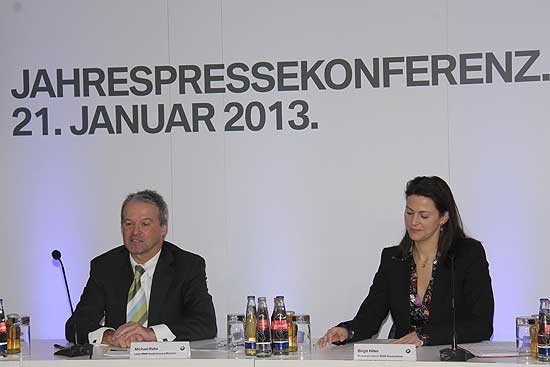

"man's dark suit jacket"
[339,238,494,345]
[65,241,217,343]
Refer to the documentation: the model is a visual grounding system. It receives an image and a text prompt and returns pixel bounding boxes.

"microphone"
[51,250,93,358]
[439,251,473,361]
[51,250,74,313]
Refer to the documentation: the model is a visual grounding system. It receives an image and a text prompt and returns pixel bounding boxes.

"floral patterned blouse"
[406,248,439,345]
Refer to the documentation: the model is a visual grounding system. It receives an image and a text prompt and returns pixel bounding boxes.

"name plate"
[130,341,191,359]
[354,343,416,361]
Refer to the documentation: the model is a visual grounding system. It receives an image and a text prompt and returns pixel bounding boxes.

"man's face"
[121,200,167,263]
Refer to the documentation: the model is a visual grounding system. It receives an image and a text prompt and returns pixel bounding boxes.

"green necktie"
[127,265,148,326]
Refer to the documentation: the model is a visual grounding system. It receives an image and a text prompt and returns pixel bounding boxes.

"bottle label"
[272,319,288,330]
[257,327,271,342]
[272,341,289,350]
[539,346,550,357]
[0,322,6,333]
[271,318,289,343]
[257,319,269,329]
[244,341,256,350]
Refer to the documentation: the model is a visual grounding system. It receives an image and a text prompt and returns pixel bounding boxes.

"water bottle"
[538,298,550,362]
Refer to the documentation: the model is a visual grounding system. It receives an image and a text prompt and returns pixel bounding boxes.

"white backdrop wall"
[1,0,550,342]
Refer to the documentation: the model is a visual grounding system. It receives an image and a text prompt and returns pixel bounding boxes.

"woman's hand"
[317,326,349,349]
[390,331,422,347]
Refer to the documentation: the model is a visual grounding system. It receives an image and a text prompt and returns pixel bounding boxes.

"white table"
[0,339,542,367]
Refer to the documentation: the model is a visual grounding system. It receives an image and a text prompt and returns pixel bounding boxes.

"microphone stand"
[52,250,93,358]
[439,253,473,361]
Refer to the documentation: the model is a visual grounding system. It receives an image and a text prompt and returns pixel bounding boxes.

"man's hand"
[102,322,157,348]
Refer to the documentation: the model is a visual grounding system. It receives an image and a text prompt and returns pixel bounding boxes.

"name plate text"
[354,343,416,361]
[130,341,191,359]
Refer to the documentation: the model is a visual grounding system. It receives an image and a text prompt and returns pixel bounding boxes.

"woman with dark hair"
[318,176,494,347]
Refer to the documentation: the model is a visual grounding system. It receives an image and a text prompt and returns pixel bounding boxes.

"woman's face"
[405,195,449,245]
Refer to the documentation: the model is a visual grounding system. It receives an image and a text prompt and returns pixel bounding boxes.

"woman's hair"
[397,176,466,259]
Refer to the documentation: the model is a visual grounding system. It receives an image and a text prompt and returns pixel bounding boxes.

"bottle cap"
[293,314,310,323]
[7,314,20,323]
[20,315,30,325]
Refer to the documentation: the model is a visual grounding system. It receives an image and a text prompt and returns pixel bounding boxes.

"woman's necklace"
[417,259,432,268]
[413,247,436,268]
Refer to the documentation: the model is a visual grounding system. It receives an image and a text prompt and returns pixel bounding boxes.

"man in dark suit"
[65,190,217,347]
